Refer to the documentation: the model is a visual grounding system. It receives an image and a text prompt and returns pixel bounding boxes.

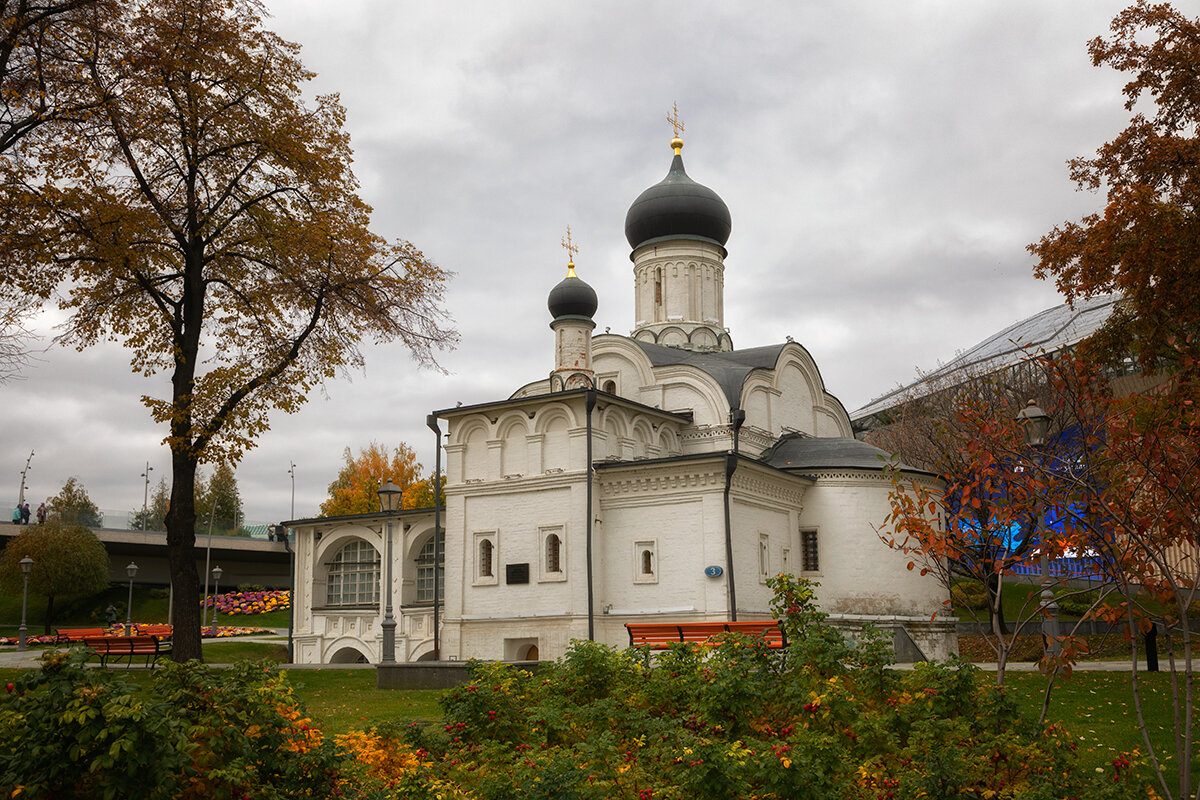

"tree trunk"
[166,454,202,662]
[42,594,55,635]
[986,573,1010,635]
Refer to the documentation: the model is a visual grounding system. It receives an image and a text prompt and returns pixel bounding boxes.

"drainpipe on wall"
[585,388,597,641]
[427,414,442,660]
[724,408,746,621]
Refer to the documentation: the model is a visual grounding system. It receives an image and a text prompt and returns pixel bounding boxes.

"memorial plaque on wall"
[506,563,530,584]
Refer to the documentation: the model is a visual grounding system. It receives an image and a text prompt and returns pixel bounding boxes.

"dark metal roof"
[760,433,930,475]
[632,340,787,406]
[624,152,731,250]
[547,273,598,320]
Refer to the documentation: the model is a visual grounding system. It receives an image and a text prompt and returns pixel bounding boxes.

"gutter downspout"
[427,414,442,660]
[724,408,746,621]
[585,389,597,641]
[279,523,294,663]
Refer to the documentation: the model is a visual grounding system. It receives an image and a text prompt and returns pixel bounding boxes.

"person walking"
[10,505,19,525]
[36,502,46,524]
[20,503,30,525]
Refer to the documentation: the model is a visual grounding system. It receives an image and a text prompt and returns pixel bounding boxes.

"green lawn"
[1004,669,1199,781]
[282,669,443,733]
[202,640,289,663]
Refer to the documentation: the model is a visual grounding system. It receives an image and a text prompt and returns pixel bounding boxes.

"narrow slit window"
[479,539,494,578]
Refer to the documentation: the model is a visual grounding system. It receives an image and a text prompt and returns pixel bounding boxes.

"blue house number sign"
[704,565,723,578]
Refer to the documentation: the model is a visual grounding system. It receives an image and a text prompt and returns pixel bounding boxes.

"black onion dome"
[624,150,731,250]
[548,268,598,319]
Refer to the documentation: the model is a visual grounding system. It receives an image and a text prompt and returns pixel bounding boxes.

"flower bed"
[0,625,273,646]
[200,589,290,615]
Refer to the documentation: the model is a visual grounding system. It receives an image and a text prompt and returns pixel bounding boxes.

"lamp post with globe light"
[140,463,153,530]
[1015,399,1059,656]
[210,566,222,636]
[378,480,402,664]
[17,556,33,650]
[125,562,138,634]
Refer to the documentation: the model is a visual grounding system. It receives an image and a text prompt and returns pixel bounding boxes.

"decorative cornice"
[598,465,726,499]
[730,471,807,506]
[446,470,587,497]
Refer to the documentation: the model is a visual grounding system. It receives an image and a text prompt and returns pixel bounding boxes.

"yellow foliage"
[320,442,423,516]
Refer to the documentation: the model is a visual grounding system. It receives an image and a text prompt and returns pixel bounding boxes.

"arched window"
[326,539,380,607]
[603,379,616,394]
[545,533,561,573]
[640,549,653,575]
[479,538,494,577]
[416,533,445,604]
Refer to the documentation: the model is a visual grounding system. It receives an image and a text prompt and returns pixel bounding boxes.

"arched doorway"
[328,646,369,664]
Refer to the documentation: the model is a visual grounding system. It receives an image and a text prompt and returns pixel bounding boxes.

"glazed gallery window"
[415,533,445,604]
[326,539,380,607]
[801,529,820,573]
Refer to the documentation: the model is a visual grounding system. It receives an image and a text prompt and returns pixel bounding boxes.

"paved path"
[0,629,296,670]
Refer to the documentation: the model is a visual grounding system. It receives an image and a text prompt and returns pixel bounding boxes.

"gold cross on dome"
[667,103,685,139]
[561,226,579,276]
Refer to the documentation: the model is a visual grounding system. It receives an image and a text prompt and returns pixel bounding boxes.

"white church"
[287,131,954,665]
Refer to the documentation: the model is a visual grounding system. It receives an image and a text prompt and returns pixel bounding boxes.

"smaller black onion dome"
[624,139,731,250]
[548,264,598,320]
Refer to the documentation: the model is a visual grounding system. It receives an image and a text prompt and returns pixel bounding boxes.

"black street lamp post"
[18,556,32,651]
[125,562,138,634]
[378,480,403,664]
[140,463,153,530]
[1016,399,1059,656]
[210,566,222,636]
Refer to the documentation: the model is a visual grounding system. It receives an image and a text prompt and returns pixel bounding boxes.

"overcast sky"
[3,0,1136,525]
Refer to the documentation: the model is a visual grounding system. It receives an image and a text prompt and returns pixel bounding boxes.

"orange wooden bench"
[54,627,108,644]
[84,635,171,668]
[135,624,173,640]
[625,620,788,649]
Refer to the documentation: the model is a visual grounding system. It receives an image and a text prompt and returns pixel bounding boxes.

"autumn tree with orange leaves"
[879,357,1104,690]
[1,0,455,661]
[1027,4,1200,796]
[320,442,425,517]
[887,7,1200,791]
[1028,5,1200,793]
[1029,1,1200,370]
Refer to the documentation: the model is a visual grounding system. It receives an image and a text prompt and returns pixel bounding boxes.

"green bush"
[423,578,1150,800]
[0,653,345,799]
[951,582,990,611]
[1056,588,1102,618]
